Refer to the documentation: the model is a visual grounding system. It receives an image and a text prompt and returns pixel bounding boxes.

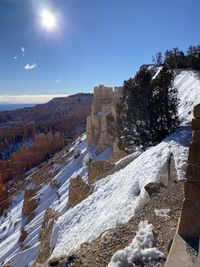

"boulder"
[144,182,165,198]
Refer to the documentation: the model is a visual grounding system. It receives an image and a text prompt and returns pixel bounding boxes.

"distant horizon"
[0,94,69,104]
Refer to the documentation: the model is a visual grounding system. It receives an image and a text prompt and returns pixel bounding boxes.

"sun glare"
[41,10,57,30]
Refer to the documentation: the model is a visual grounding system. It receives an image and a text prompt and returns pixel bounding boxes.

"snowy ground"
[0,69,199,266]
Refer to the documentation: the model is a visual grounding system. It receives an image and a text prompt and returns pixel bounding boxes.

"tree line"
[153,45,200,70]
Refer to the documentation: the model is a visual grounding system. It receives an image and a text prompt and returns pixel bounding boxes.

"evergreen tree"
[152,52,163,66]
[112,66,180,152]
[151,67,180,142]
[187,45,200,70]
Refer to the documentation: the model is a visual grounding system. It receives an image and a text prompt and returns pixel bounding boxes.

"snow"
[50,126,191,258]
[115,150,141,166]
[0,133,113,267]
[107,221,164,267]
[154,208,170,220]
[175,70,200,122]
[152,66,163,79]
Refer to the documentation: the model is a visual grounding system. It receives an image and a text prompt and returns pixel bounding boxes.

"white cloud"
[0,94,69,104]
[14,56,18,60]
[55,78,61,84]
[21,47,25,56]
[24,63,37,70]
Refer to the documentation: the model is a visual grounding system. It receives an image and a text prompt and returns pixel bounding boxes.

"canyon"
[0,93,93,199]
[1,69,200,267]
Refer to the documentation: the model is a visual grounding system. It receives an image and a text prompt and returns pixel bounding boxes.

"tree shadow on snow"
[164,125,192,147]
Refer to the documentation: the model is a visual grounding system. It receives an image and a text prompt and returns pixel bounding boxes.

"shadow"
[164,125,192,147]
[183,236,199,253]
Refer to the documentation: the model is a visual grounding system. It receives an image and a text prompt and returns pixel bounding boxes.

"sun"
[41,10,57,30]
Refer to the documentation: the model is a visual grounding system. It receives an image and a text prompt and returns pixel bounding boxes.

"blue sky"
[0,0,200,103]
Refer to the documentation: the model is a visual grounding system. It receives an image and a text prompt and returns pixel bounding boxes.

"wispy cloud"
[55,78,61,84]
[21,47,25,56]
[24,63,37,70]
[14,56,18,60]
[0,94,69,104]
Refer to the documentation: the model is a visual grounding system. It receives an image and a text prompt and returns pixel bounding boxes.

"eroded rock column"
[179,104,200,236]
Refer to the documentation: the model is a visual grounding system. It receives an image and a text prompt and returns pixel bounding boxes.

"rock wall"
[0,131,64,198]
[86,85,123,154]
[179,103,200,236]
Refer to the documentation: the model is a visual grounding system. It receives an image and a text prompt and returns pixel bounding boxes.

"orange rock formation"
[0,131,64,198]
[86,85,123,154]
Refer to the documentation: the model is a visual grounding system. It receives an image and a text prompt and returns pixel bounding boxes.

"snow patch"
[154,208,170,220]
[107,221,164,267]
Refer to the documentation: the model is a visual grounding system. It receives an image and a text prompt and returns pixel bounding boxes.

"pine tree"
[151,66,179,142]
[152,52,163,66]
[113,66,180,152]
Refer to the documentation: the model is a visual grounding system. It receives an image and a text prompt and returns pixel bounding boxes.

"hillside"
[0,69,200,267]
[0,93,93,157]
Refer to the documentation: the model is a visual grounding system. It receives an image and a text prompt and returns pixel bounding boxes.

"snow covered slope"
[50,126,190,259]
[0,135,111,267]
[175,70,200,122]
[0,69,199,266]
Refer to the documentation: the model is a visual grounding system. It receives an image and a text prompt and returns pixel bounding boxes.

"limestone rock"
[186,164,200,182]
[67,175,90,209]
[179,104,200,238]
[179,200,200,237]
[33,208,60,266]
[144,182,165,198]
[88,160,115,184]
[184,182,200,202]
[86,85,123,154]
[0,197,10,215]
[192,131,200,142]
[188,143,200,165]
[193,103,200,118]
[192,118,200,131]
[22,188,38,221]
[0,131,65,189]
